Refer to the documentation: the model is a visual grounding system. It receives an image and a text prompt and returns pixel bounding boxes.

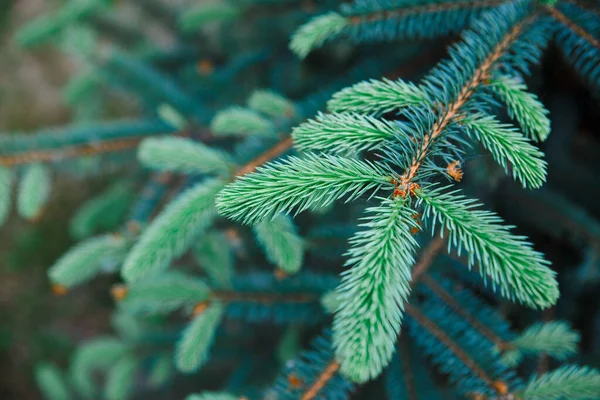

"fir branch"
[519,365,600,400]
[121,178,224,282]
[292,112,407,154]
[460,112,547,188]
[176,303,224,373]
[254,215,305,274]
[216,153,392,226]
[333,197,420,383]
[138,137,233,176]
[327,78,428,115]
[487,76,551,142]
[416,186,559,309]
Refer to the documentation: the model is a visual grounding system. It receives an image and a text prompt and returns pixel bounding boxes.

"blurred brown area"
[0,1,113,398]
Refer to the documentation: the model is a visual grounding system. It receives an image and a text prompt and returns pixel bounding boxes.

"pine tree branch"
[419,274,513,351]
[398,13,536,188]
[546,5,600,50]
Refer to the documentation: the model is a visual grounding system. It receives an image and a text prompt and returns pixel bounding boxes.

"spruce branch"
[290,0,509,58]
[17,163,51,220]
[175,303,224,373]
[290,12,349,59]
[49,234,127,289]
[487,76,551,142]
[0,167,12,227]
[187,393,239,400]
[35,363,71,400]
[301,360,341,400]
[70,338,129,398]
[138,137,233,176]
[179,3,241,32]
[119,273,211,315]
[247,90,295,118]
[211,107,276,137]
[254,215,305,274]
[420,274,511,352]
[216,153,392,226]
[121,179,224,282]
[105,355,138,400]
[399,8,537,187]
[193,232,234,288]
[460,113,547,188]
[519,365,600,400]
[233,136,293,176]
[292,112,408,154]
[416,186,559,309]
[327,78,428,114]
[501,321,580,367]
[405,303,503,394]
[333,198,420,383]
[547,4,600,50]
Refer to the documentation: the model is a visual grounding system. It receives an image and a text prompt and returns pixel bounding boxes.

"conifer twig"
[211,291,319,304]
[545,5,600,50]
[398,336,418,400]
[347,0,508,24]
[419,274,513,351]
[234,136,294,177]
[397,14,536,190]
[405,304,507,394]
[0,137,151,167]
[300,360,341,400]
[410,236,446,283]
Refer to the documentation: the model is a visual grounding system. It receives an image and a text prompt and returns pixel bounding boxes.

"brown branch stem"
[397,15,535,190]
[348,0,508,24]
[546,5,600,50]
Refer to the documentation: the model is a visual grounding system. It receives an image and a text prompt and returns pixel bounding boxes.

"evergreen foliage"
[4,0,600,399]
